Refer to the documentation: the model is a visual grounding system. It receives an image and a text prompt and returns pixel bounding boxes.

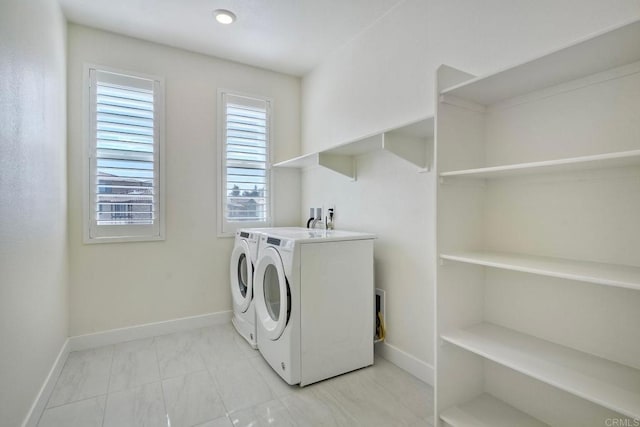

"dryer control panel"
[261,235,294,250]
[266,237,281,246]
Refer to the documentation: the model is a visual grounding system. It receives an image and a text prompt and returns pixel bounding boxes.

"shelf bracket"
[439,94,486,113]
[318,153,356,180]
[382,133,431,171]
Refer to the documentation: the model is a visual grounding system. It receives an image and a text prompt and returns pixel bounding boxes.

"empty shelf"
[440,20,640,105]
[441,323,640,419]
[440,150,640,179]
[441,393,548,427]
[273,152,355,178]
[272,116,433,179]
[274,152,322,169]
[440,251,640,291]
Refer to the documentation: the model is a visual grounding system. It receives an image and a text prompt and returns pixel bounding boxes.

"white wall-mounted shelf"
[440,251,640,291]
[440,150,640,180]
[440,20,640,105]
[441,323,640,420]
[274,151,358,179]
[440,393,548,427]
[273,116,433,180]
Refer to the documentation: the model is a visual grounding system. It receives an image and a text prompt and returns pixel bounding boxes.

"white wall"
[301,154,434,368]
[0,0,68,425]
[67,25,301,335]
[301,0,640,369]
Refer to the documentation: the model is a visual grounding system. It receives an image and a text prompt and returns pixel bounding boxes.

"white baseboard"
[69,310,232,351]
[22,338,70,427]
[375,341,434,386]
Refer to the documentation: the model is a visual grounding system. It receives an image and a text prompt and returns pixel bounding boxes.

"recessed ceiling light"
[213,9,236,25]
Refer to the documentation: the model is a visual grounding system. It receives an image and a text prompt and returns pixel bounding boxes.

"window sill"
[83,234,165,244]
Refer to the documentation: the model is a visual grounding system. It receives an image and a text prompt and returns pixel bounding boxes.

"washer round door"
[230,239,253,313]
[254,247,290,340]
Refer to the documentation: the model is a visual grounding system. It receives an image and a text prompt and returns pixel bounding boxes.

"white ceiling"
[58,0,404,76]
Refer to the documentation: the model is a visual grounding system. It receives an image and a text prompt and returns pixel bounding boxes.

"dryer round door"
[230,240,253,313]
[254,247,290,340]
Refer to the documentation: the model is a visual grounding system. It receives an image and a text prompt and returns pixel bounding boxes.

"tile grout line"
[158,367,209,382]
[100,338,167,393]
[152,334,171,427]
[234,356,288,421]
[185,330,224,427]
[322,379,353,426]
[100,346,116,427]
[39,393,110,411]
[271,391,298,426]
[368,362,435,421]
[250,357,286,405]
[204,364,232,425]
[34,349,74,426]
[198,327,234,425]
[191,327,209,379]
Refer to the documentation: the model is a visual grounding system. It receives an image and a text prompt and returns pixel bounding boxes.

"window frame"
[83,64,166,244]
[217,89,273,237]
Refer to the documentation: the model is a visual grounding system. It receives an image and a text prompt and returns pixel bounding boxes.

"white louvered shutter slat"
[222,94,270,230]
[87,68,163,241]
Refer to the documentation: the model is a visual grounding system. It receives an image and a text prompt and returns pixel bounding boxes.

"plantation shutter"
[221,93,271,233]
[88,68,163,240]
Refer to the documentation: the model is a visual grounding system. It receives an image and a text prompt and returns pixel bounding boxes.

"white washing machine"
[230,227,308,348]
[253,229,375,386]
[230,229,262,348]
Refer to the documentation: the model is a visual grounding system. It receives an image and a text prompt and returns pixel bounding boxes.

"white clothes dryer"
[253,229,375,386]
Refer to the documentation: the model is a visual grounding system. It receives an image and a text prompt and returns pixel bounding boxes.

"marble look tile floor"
[38,323,433,427]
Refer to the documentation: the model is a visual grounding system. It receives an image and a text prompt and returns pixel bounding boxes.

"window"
[85,67,164,243]
[219,91,271,235]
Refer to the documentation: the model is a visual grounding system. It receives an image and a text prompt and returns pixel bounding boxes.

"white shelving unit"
[440,393,548,427]
[435,20,640,427]
[273,116,433,180]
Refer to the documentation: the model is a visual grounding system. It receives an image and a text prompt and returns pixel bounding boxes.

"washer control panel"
[262,235,294,250]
